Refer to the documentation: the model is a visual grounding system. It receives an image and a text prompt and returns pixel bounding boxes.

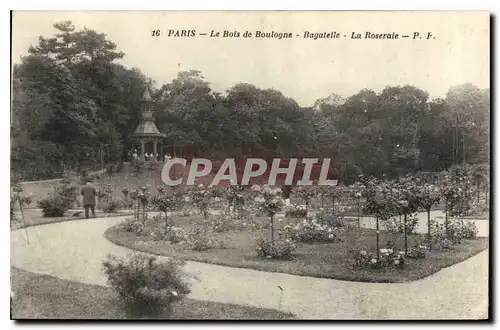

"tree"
[252,185,285,243]
[361,177,399,257]
[150,186,184,233]
[418,183,441,238]
[393,175,423,253]
[292,186,317,216]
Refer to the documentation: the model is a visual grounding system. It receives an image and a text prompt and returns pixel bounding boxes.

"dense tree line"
[11,21,490,182]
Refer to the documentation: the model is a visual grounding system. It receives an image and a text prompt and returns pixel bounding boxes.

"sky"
[11,11,490,107]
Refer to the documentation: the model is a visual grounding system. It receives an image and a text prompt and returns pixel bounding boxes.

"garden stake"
[17,195,30,244]
[277,285,283,311]
[376,216,380,258]
[404,213,408,254]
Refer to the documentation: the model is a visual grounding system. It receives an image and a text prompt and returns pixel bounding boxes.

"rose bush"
[256,237,296,260]
[251,184,285,242]
[285,204,307,218]
[284,217,345,243]
[187,227,225,251]
[352,248,405,270]
[102,254,191,318]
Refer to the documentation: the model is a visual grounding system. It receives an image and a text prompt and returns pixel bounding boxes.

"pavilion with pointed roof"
[131,88,166,160]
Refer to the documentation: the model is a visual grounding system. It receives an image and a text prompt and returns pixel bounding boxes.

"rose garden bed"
[105,214,489,283]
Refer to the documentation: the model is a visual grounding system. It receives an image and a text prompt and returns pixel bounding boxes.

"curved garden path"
[11,216,489,319]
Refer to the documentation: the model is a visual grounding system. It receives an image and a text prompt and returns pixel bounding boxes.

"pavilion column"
[140,140,145,159]
[153,141,158,161]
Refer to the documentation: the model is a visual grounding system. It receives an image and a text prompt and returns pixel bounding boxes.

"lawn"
[10,209,132,230]
[10,267,294,320]
[105,214,489,283]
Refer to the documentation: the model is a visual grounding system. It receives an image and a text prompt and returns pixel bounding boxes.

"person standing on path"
[81,182,97,219]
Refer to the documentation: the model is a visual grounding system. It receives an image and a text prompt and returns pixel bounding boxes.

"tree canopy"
[11,21,490,182]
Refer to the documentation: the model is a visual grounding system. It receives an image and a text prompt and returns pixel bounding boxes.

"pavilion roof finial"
[143,87,152,102]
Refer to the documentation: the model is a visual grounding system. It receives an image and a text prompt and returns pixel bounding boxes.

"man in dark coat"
[81,182,97,219]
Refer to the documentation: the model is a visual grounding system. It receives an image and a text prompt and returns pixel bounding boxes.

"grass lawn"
[10,209,132,230]
[105,214,489,283]
[10,267,294,320]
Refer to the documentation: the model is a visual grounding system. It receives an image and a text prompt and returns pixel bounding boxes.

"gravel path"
[11,216,489,319]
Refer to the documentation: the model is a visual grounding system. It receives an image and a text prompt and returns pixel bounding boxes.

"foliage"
[285,204,307,218]
[418,183,441,211]
[406,243,428,259]
[251,184,285,243]
[428,218,477,250]
[446,219,479,243]
[187,227,224,251]
[360,177,399,220]
[12,20,489,183]
[119,217,146,235]
[292,186,317,212]
[164,227,188,244]
[224,185,247,215]
[100,197,121,213]
[37,194,73,217]
[383,214,419,234]
[456,220,479,240]
[102,254,191,317]
[352,248,405,270]
[284,217,346,243]
[255,237,296,260]
[20,195,33,208]
[210,213,248,233]
[189,184,217,221]
[150,187,184,227]
[314,209,345,227]
[252,185,285,217]
[151,187,184,211]
[439,165,475,217]
[36,181,76,217]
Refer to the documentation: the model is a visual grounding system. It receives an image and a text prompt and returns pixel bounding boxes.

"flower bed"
[104,214,489,283]
[284,217,345,243]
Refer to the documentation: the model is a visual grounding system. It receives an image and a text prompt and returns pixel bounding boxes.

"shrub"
[55,180,78,201]
[429,219,455,250]
[37,194,73,217]
[165,227,188,244]
[119,217,146,235]
[406,244,428,259]
[102,254,191,318]
[211,215,237,233]
[121,198,134,209]
[210,211,253,232]
[147,217,187,243]
[256,237,296,260]
[285,204,307,218]
[284,217,346,243]
[352,248,405,270]
[315,210,345,228]
[187,228,224,251]
[455,220,478,240]
[20,195,33,208]
[100,198,121,213]
[383,214,419,234]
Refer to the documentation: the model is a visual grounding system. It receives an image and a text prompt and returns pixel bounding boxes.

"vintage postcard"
[10,11,490,320]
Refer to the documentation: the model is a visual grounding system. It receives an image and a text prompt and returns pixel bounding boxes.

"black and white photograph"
[9,11,490,320]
